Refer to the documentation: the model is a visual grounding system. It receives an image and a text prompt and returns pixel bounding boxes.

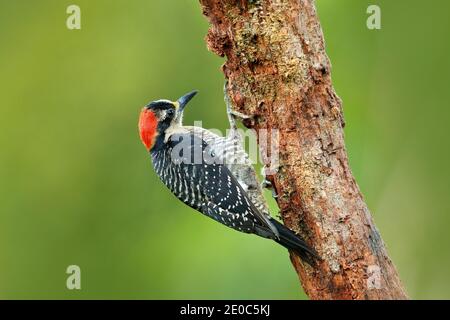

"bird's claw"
[230,110,252,120]
[271,189,279,199]
[224,81,253,130]
[261,179,272,189]
[261,177,279,199]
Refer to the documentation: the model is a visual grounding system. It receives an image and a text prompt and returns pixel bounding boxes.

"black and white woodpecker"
[138,90,318,265]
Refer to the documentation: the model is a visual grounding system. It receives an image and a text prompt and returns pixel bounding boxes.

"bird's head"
[139,90,197,151]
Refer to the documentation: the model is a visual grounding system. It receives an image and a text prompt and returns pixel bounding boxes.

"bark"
[199,0,408,300]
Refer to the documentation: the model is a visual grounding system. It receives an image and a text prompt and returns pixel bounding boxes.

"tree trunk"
[199,0,408,300]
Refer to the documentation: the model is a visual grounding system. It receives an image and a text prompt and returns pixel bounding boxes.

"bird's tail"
[271,219,320,267]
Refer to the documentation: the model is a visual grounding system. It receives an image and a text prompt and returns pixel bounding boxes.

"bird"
[138,90,319,265]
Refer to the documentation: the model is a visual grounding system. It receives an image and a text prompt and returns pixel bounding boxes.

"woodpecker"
[138,90,318,265]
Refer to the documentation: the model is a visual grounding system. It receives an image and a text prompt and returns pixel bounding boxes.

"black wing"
[167,132,279,237]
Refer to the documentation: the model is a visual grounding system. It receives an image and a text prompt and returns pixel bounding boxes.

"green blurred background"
[0,0,449,299]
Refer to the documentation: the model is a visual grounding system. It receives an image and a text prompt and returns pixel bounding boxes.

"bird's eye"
[166,109,175,117]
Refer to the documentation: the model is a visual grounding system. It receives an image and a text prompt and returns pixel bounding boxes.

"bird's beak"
[177,90,198,113]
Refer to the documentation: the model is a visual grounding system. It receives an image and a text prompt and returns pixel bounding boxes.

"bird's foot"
[272,189,279,200]
[261,167,279,200]
[230,110,252,120]
[261,179,272,189]
[224,81,254,131]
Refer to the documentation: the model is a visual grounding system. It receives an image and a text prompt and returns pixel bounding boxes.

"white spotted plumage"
[151,133,275,235]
